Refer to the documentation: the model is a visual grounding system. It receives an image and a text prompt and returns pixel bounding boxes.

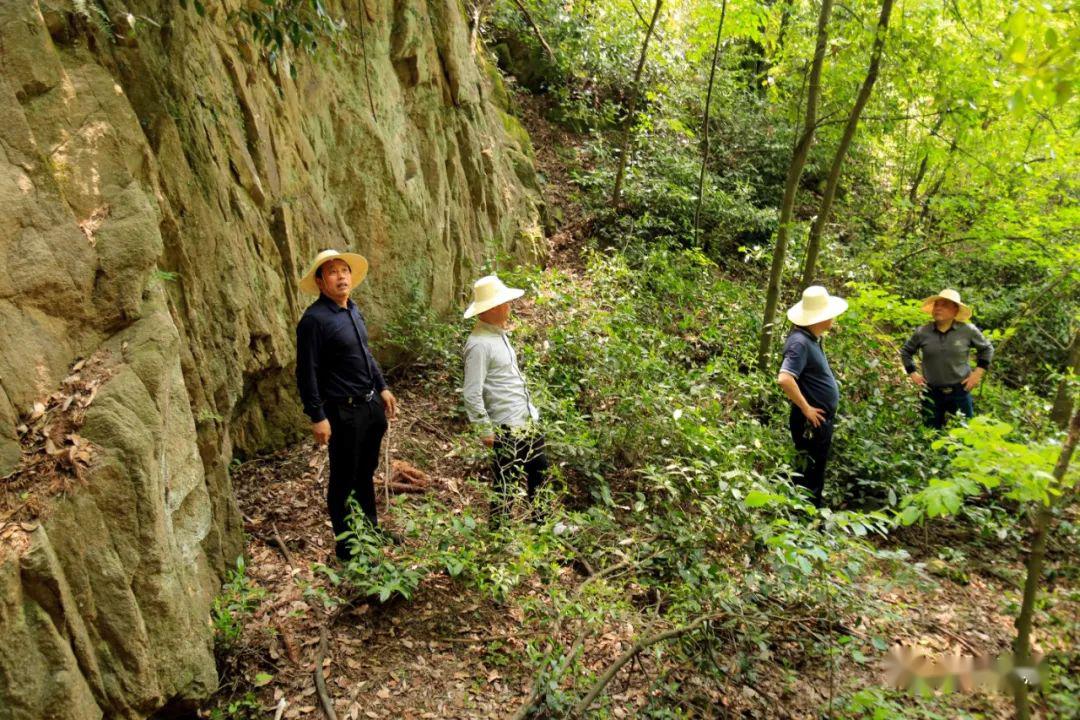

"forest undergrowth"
[204,94,1078,719]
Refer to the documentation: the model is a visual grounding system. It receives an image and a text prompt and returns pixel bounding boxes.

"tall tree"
[693,0,729,243]
[799,0,895,288]
[612,0,663,206]
[1013,407,1080,719]
[756,0,836,370]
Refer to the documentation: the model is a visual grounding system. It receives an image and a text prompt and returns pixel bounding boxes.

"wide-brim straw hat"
[787,285,848,326]
[299,249,369,295]
[464,275,525,319]
[920,288,972,322]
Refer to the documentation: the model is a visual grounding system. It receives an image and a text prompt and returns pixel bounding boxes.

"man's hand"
[481,434,495,448]
[380,389,398,420]
[777,372,827,428]
[311,419,331,445]
[909,371,927,387]
[961,368,985,391]
[802,405,827,428]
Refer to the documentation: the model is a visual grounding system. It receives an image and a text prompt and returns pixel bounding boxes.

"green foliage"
[898,416,1077,525]
[73,0,114,37]
[375,282,470,382]
[336,505,425,603]
[207,692,261,720]
[234,0,348,71]
[485,0,1078,389]
[211,557,266,652]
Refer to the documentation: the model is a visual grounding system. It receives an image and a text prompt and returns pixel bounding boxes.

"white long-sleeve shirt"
[462,321,539,434]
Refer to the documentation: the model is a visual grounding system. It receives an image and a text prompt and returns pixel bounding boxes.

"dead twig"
[273,697,288,720]
[271,521,296,568]
[410,415,454,442]
[314,627,338,720]
[572,614,715,716]
[383,426,392,509]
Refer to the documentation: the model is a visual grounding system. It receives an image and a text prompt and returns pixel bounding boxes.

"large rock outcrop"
[0,0,543,716]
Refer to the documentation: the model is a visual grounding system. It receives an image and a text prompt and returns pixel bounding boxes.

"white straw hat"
[463,275,525,319]
[920,288,972,322]
[787,286,848,326]
[299,249,369,295]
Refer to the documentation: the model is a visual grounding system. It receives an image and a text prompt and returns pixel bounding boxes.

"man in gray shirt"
[900,289,994,429]
[462,275,548,524]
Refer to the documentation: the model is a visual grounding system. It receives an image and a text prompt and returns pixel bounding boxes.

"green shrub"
[211,557,266,653]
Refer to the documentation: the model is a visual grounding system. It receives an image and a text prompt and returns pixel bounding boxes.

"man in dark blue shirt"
[296,250,399,559]
[776,286,848,507]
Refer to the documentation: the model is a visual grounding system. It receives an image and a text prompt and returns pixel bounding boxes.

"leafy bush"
[335,505,425,603]
[211,557,266,653]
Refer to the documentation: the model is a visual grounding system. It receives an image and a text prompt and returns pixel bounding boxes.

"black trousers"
[491,427,550,522]
[326,396,387,559]
[921,384,974,429]
[789,407,834,508]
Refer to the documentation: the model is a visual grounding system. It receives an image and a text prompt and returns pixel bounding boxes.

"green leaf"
[743,489,775,508]
[898,504,922,526]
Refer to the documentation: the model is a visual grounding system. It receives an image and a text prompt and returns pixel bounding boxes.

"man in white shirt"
[462,275,549,524]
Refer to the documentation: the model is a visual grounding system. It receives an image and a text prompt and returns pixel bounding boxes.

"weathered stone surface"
[0,0,543,716]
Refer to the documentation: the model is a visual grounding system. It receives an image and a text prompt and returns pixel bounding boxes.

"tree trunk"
[469,0,492,49]
[755,0,835,370]
[1012,407,1080,719]
[906,116,945,205]
[915,134,958,228]
[1051,329,1080,429]
[693,0,729,243]
[611,0,663,207]
[800,0,894,288]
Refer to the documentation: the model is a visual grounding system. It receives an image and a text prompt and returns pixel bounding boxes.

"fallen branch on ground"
[572,613,716,716]
[271,521,296,567]
[315,627,338,720]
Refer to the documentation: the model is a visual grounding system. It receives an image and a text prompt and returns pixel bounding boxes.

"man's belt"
[928,383,966,395]
[332,390,377,406]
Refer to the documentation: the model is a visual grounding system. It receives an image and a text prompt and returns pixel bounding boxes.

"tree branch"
[511,0,556,60]
[572,614,716,716]
[315,627,338,720]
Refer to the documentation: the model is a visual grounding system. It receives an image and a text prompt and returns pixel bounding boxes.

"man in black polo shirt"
[776,286,848,507]
[295,250,399,559]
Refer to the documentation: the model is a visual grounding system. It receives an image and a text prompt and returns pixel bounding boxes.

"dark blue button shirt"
[780,328,840,417]
[296,294,387,422]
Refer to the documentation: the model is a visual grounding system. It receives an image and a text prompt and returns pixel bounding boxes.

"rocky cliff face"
[0,0,542,716]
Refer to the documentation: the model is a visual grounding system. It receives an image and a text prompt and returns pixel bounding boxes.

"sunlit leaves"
[1002,1,1079,111]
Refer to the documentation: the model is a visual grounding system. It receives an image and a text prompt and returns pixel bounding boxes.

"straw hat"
[299,249,369,295]
[920,288,972,322]
[787,286,848,326]
[463,275,524,319]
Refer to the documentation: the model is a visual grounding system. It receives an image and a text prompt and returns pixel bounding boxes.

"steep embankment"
[0,0,542,716]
